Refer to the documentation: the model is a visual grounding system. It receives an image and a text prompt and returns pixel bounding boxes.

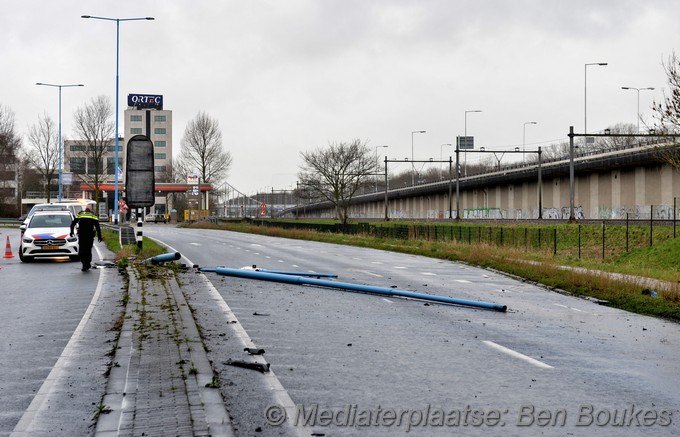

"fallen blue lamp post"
[245,266,338,278]
[200,267,507,312]
[145,251,182,265]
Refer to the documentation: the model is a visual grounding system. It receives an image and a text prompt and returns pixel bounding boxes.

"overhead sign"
[125,135,155,208]
[187,175,199,185]
[127,93,163,110]
[457,136,475,150]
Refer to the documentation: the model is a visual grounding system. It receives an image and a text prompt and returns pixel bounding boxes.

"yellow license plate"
[42,245,59,250]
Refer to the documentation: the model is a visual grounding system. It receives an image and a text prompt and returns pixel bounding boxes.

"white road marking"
[394,266,407,269]
[12,249,107,432]
[190,242,201,246]
[554,303,595,315]
[382,298,394,304]
[455,279,471,283]
[371,261,383,265]
[160,244,311,436]
[421,272,436,276]
[482,340,554,369]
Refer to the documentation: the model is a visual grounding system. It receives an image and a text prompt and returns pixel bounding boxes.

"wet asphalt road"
[0,236,118,436]
[145,225,680,436]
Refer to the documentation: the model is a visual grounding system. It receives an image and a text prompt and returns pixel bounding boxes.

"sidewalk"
[94,265,234,436]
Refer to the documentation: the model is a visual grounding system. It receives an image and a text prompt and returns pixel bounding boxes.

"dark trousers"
[79,236,94,268]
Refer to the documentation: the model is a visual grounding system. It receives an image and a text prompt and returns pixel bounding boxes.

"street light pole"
[411,130,425,185]
[584,62,607,136]
[464,110,482,176]
[522,121,537,163]
[36,82,84,202]
[621,86,655,133]
[82,14,155,225]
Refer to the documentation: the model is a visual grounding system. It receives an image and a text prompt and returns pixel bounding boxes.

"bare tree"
[179,112,232,185]
[596,123,639,150]
[0,104,22,215]
[298,139,378,224]
[652,52,680,132]
[650,52,680,171]
[25,113,59,202]
[72,95,115,213]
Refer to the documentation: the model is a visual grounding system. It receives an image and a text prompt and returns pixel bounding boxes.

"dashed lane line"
[482,340,554,369]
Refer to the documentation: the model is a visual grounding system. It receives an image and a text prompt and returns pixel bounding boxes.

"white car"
[19,211,79,262]
[21,200,97,233]
[144,213,167,223]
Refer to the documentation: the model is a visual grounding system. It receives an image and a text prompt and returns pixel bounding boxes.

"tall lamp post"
[36,82,84,202]
[621,86,654,133]
[522,121,537,162]
[411,130,425,185]
[584,62,607,136]
[81,14,155,225]
[464,110,482,176]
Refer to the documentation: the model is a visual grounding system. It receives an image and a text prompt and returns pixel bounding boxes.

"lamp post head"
[621,86,655,91]
[82,15,154,21]
[36,82,85,88]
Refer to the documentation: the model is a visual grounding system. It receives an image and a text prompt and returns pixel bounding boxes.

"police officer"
[70,207,102,271]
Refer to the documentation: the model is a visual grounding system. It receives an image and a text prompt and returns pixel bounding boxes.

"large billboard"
[127,93,163,110]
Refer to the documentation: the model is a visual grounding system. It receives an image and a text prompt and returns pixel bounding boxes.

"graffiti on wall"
[598,205,677,220]
[464,208,503,219]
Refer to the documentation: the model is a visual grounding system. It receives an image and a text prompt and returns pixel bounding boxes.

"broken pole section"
[201,267,507,312]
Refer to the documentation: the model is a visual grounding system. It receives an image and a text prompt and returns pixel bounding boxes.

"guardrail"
[0,218,20,226]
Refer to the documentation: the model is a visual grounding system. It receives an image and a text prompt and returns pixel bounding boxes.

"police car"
[19,211,79,262]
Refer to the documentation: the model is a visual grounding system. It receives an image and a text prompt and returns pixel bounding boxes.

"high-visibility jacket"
[70,210,102,240]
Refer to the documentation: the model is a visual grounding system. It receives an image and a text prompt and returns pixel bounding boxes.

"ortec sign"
[128,93,163,110]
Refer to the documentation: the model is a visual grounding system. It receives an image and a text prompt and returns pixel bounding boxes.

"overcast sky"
[2,0,678,194]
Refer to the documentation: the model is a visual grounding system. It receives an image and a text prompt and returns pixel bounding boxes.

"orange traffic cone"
[3,235,14,258]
